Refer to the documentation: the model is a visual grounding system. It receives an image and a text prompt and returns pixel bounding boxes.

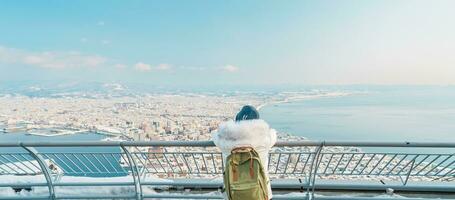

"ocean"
[0,132,125,177]
[261,86,455,143]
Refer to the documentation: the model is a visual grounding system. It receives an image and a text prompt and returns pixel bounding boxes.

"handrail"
[1,140,454,200]
[21,145,56,200]
[1,140,455,147]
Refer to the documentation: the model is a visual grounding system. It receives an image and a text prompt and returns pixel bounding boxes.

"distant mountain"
[0,81,137,98]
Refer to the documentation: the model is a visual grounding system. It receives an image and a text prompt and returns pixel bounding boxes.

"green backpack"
[223,147,269,200]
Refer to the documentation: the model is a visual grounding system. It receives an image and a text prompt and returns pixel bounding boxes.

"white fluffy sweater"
[211,119,277,199]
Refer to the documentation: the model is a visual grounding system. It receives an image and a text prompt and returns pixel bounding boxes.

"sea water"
[261,86,455,143]
[0,132,125,177]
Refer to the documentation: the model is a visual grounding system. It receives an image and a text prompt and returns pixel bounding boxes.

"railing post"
[306,142,324,200]
[21,144,56,200]
[403,158,416,185]
[121,144,143,200]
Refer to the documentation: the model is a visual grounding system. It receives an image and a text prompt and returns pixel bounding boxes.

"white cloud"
[155,63,171,70]
[0,46,107,69]
[133,63,171,71]
[134,62,152,71]
[222,65,239,72]
[114,64,127,69]
[178,66,207,71]
[101,40,110,45]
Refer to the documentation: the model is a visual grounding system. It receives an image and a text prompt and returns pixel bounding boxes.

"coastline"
[257,91,351,110]
[1,128,124,139]
[27,129,88,137]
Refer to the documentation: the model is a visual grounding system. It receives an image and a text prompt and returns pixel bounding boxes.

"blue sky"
[1,0,454,86]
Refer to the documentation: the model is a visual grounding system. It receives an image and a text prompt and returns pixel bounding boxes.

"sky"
[1,0,455,87]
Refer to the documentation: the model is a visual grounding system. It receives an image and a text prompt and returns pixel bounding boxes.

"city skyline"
[1,0,455,86]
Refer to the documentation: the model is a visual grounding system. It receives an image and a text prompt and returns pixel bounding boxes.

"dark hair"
[235,105,260,121]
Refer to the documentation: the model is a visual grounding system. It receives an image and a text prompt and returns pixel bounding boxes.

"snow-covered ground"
[1,174,449,199]
[0,175,165,198]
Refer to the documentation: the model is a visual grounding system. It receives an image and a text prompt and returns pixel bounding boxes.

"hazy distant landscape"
[1,82,454,144]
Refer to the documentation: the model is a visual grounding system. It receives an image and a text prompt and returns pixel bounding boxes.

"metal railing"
[0,141,454,200]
